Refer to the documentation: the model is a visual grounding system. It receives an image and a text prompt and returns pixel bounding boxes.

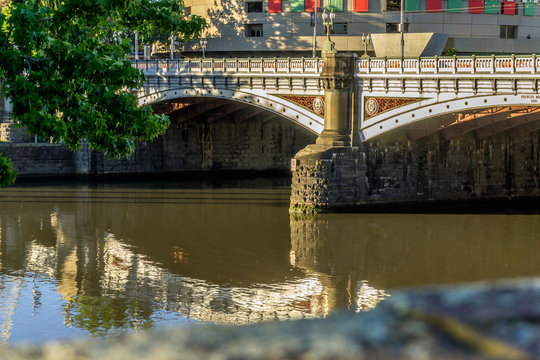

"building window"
[387,0,401,11]
[246,24,263,37]
[246,1,263,12]
[386,23,409,33]
[500,25,517,39]
[331,23,348,34]
[184,7,191,16]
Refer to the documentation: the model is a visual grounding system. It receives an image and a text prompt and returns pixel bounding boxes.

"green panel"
[405,0,420,11]
[327,0,344,11]
[484,0,498,13]
[290,0,304,12]
[524,1,535,16]
[447,0,462,12]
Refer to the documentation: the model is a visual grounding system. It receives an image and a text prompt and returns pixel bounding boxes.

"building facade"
[183,0,540,56]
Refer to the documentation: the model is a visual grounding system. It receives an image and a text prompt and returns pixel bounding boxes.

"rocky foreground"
[3,278,540,360]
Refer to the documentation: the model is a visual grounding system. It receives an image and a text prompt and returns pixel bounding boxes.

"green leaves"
[0,0,205,186]
[0,154,17,187]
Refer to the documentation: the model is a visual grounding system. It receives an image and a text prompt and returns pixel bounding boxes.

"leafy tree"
[0,0,205,186]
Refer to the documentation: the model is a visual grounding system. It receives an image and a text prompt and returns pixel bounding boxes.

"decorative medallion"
[364,97,422,118]
[279,95,325,117]
[152,101,194,115]
[313,97,324,114]
[365,98,379,117]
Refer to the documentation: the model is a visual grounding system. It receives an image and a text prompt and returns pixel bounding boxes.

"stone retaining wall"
[0,114,316,178]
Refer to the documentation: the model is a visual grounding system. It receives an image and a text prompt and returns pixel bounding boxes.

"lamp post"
[199,38,207,58]
[170,34,175,59]
[312,1,318,58]
[400,0,404,58]
[361,33,371,58]
[321,9,336,54]
[134,31,139,59]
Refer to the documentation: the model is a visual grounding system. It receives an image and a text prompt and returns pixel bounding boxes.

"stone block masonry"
[0,113,317,178]
[162,114,316,172]
[290,129,540,213]
[0,143,84,177]
[290,145,368,213]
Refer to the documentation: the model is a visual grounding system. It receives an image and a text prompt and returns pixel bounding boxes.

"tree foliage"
[0,0,205,185]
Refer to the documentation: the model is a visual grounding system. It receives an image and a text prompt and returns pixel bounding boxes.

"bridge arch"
[361,94,540,142]
[357,55,540,142]
[138,87,323,135]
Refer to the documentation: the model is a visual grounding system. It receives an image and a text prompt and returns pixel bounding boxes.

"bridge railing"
[357,55,540,75]
[132,58,323,75]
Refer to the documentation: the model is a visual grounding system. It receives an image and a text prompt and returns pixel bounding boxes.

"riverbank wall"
[0,113,316,179]
[2,117,539,212]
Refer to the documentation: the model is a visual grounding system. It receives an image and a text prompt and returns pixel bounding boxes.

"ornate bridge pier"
[290,53,368,213]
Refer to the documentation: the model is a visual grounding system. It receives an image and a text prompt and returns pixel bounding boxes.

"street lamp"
[361,33,371,58]
[321,9,336,54]
[170,34,175,59]
[400,0,404,58]
[199,38,207,58]
[312,0,318,58]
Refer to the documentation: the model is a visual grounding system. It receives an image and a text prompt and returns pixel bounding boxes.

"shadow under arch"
[139,88,324,135]
[361,94,540,141]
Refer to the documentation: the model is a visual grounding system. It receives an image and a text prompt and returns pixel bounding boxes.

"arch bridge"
[134,58,325,135]
[134,54,540,142]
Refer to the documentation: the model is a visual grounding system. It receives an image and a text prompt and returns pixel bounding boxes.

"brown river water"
[0,178,539,344]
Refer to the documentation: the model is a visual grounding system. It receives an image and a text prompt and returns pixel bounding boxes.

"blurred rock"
[3,278,540,359]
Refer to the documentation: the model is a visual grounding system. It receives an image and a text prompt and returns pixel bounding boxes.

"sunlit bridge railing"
[357,54,540,76]
[132,58,324,75]
[134,54,540,79]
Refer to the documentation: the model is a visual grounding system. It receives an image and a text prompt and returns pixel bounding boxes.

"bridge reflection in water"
[0,182,539,343]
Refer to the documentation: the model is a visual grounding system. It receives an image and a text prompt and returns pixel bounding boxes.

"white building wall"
[183,0,540,54]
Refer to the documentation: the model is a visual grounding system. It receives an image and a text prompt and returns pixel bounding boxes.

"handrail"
[357,54,538,75]
[133,54,540,77]
[132,58,324,75]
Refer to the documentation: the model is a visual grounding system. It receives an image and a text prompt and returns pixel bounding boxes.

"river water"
[1,178,539,345]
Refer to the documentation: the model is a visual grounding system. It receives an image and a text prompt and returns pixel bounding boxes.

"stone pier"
[290,52,368,213]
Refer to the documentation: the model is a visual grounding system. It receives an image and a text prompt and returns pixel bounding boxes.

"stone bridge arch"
[360,94,540,142]
[133,58,326,135]
[357,54,540,142]
[138,87,324,135]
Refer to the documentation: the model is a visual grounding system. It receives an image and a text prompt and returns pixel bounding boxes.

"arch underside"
[361,94,540,141]
[138,87,324,135]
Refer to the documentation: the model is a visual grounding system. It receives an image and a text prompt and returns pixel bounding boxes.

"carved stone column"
[316,53,357,147]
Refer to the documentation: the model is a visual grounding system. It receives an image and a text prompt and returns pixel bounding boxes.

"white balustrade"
[403,59,419,73]
[420,58,437,73]
[133,54,540,78]
[132,58,324,76]
[456,57,474,73]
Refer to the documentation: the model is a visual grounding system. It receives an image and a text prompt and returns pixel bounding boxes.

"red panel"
[426,0,441,12]
[469,0,483,13]
[305,0,321,12]
[503,0,515,14]
[268,0,282,13]
[353,0,369,12]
